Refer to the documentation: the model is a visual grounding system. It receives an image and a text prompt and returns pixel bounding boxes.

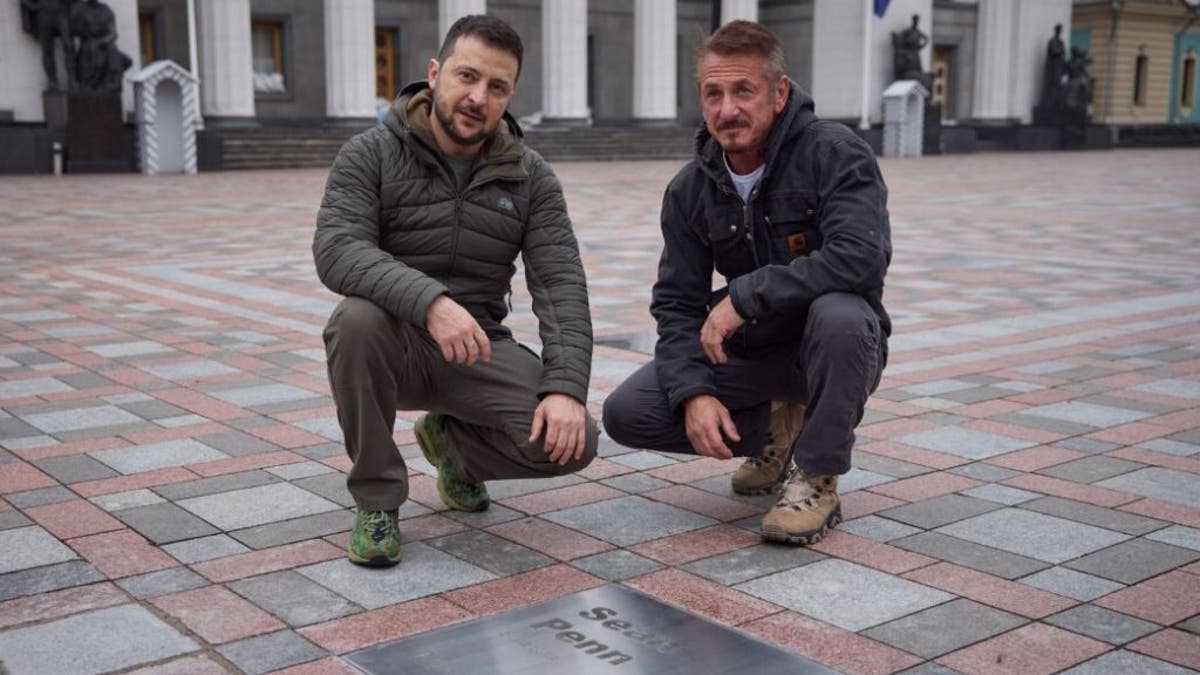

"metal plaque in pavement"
[345,584,836,674]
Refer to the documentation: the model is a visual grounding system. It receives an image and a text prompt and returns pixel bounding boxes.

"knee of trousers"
[323,297,399,356]
[601,387,645,448]
[534,420,599,475]
[806,293,880,356]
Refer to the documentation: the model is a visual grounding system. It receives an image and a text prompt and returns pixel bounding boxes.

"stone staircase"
[207,124,698,170]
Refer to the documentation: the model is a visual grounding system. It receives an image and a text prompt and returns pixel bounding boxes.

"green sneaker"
[415,412,489,512]
[348,509,401,567]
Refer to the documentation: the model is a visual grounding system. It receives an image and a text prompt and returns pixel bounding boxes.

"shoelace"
[364,512,395,543]
[777,472,823,510]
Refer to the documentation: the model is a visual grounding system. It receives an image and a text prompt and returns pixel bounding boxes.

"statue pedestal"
[65,93,130,173]
[43,91,69,130]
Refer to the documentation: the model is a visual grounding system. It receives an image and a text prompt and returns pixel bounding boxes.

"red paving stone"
[904,563,1076,619]
[245,424,330,449]
[810,531,938,575]
[498,482,624,515]
[741,611,924,675]
[1000,474,1138,508]
[68,529,179,579]
[443,564,604,616]
[397,513,470,541]
[1127,628,1200,671]
[856,441,968,470]
[644,457,733,484]
[487,517,614,560]
[299,597,473,654]
[628,524,760,565]
[0,461,57,495]
[1108,447,1200,474]
[936,623,1109,675]
[270,657,362,675]
[840,490,907,520]
[624,569,781,626]
[1094,571,1200,625]
[151,585,283,645]
[24,500,125,539]
[69,467,198,498]
[964,420,1067,445]
[868,472,983,502]
[575,457,634,481]
[0,582,128,630]
[190,539,343,583]
[125,654,231,675]
[985,445,1086,472]
[11,436,128,462]
[642,484,764,521]
[1086,421,1173,445]
[186,449,304,477]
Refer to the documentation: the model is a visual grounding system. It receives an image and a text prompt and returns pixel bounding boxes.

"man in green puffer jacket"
[314,15,597,568]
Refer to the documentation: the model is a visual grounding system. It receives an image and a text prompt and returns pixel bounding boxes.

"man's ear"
[427,58,440,88]
[774,77,789,113]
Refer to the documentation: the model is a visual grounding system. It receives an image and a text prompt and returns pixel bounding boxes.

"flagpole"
[859,0,872,130]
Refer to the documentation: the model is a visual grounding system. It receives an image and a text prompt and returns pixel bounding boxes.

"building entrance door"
[1172,34,1199,123]
[376,28,398,102]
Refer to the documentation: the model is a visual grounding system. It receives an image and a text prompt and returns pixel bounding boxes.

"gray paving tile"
[178,482,341,531]
[209,383,319,407]
[1018,567,1125,602]
[1146,525,1200,551]
[265,461,334,480]
[735,559,953,631]
[0,376,73,399]
[897,664,966,675]
[1132,378,1200,400]
[608,450,679,470]
[839,515,923,542]
[895,427,1035,460]
[936,508,1130,564]
[154,470,280,501]
[427,530,553,576]
[291,472,355,508]
[864,598,1027,659]
[229,570,360,627]
[542,496,717,546]
[1054,437,1122,454]
[601,473,673,494]
[136,359,239,381]
[87,340,174,358]
[879,494,1003,530]
[31,454,118,483]
[961,483,1041,505]
[993,411,1097,436]
[1140,438,1200,457]
[852,451,932,479]
[0,604,198,675]
[682,544,824,585]
[1020,401,1152,428]
[229,510,351,550]
[5,486,76,508]
[116,503,222,547]
[0,560,105,602]
[1098,467,1200,508]
[948,463,1022,483]
[484,474,585,500]
[1178,614,1200,635]
[1065,539,1200,584]
[193,430,282,458]
[19,405,144,433]
[116,567,209,599]
[294,442,344,461]
[0,526,78,574]
[1020,496,1168,536]
[1045,604,1161,645]
[891,532,1050,579]
[1059,650,1195,675]
[570,550,664,581]
[91,439,229,474]
[0,509,33,531]
[216,630,325,675]
[90,489,166,512]
[1038,456,1147,484]
[444,503,526,527]
[161,534,251,564]
[298,542,495,609]
[839,467,894,493]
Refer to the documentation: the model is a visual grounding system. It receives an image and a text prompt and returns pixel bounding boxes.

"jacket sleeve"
[728,133,889,319]
[650,183,718,412]
[313,131,448,326]
[520,154,593,404]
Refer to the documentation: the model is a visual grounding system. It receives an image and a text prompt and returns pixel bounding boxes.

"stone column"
[721,0,758,24]
[196,0,254,120]
[324,0,376,120]
[439,0,487,41]
[633,0,676,123]
[542,0,588,124]
[972,0,1017,120]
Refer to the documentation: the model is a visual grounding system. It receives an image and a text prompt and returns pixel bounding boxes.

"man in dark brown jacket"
[314,15,597,567]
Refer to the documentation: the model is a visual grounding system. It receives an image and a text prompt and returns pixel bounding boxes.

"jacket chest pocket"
[765,192,822,262]
[704,204,754,279]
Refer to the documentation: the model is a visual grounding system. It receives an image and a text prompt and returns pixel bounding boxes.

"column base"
[538,116,591,128]
[631,117,680,128]
[324,116,378,129]
[202,116,260,128]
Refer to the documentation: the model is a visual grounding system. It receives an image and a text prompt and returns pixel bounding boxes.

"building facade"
[2,0,1196,173]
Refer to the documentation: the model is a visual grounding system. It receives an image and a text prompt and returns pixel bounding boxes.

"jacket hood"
[693,79,818,181]
[385,80,524,160]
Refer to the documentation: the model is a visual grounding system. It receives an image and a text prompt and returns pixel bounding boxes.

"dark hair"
[437,15,524,78]
[696,20,785,83]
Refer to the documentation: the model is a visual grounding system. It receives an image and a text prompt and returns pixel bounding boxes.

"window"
[138,12,157,65]
[1133,52,1148,106]
[1182,49,1197,109]
[375,27,398,101]
[252,20,286,94]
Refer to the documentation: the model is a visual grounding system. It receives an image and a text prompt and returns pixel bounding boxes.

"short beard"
[432,87,489,147]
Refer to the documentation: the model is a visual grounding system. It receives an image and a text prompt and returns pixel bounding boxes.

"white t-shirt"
[724,154,765,202]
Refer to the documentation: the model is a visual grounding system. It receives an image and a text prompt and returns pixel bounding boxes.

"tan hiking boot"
[760,470,841,545]
[731,402,804,495]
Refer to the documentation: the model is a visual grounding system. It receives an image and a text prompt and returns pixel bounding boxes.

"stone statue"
[1040,24,1067,111]
[20,0,77,91]
[69,0,132,95]
[1062,46,1093,118]
[891,14,930,89]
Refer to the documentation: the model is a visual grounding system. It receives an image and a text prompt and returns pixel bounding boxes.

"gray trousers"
[602,293,886,476]
[324,297,599,511]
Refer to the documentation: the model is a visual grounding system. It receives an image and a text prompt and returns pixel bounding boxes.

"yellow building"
[1073,0,1200,125]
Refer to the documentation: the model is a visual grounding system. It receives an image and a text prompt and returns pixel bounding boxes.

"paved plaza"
[0,148,1198,674]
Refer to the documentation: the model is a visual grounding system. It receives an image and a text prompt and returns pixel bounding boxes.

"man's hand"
[700,296,745,365]
[530,393,587,465]
[684,395,740,459]
[425,295,492,365]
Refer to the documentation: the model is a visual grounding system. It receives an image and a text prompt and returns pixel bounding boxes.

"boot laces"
[364,511,396,543]
[777,470,828,511]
